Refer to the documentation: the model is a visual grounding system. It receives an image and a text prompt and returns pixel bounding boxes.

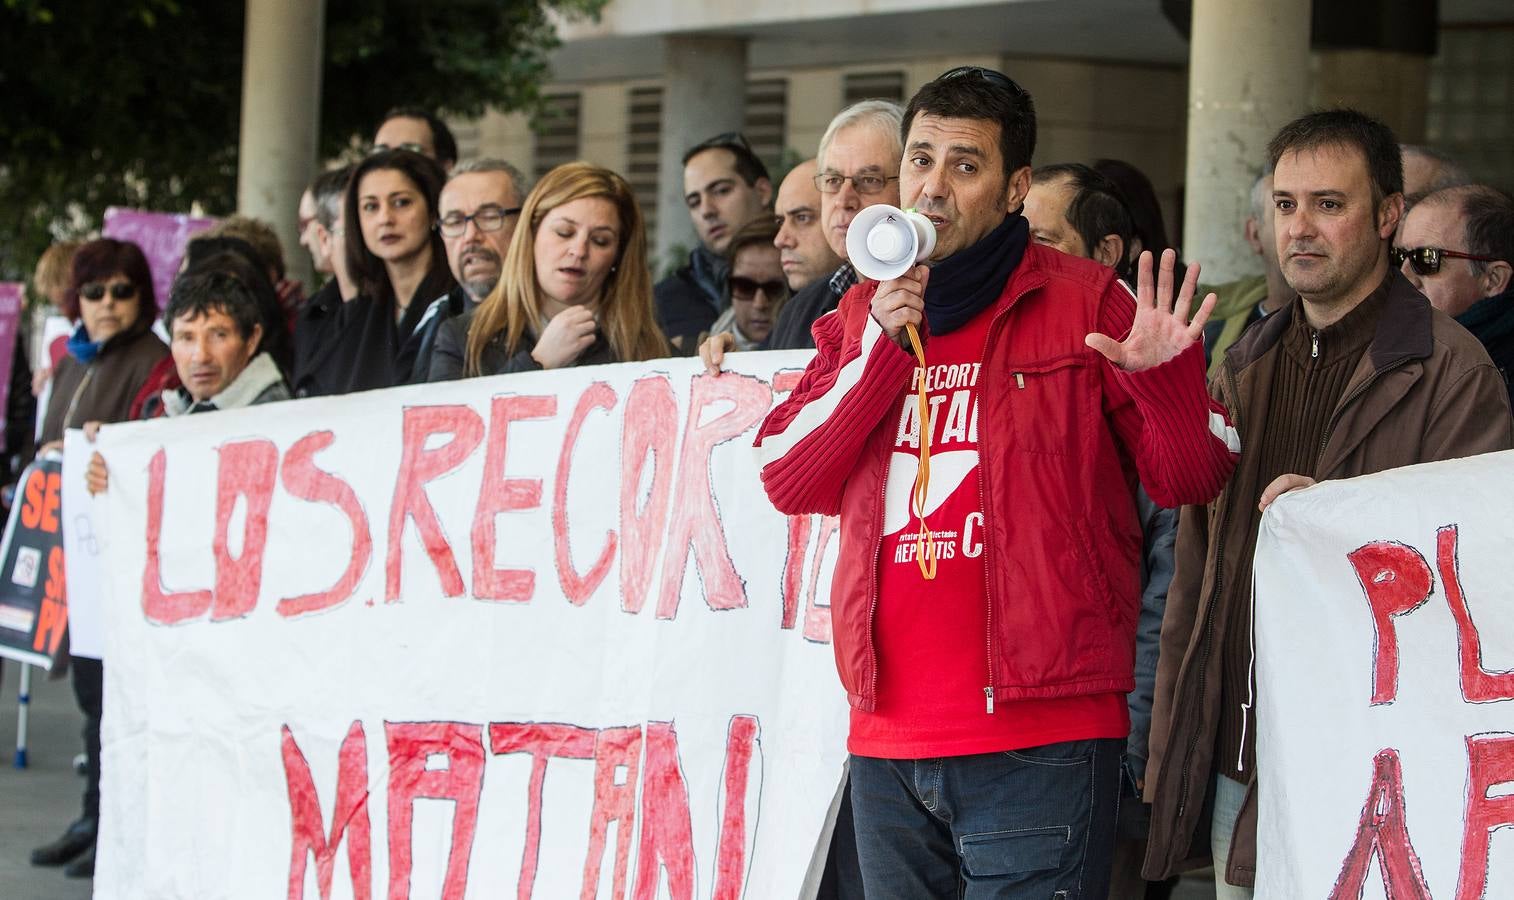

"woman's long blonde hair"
[465,161,667,375]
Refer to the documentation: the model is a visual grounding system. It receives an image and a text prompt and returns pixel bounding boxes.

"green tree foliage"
[0,0,605,281]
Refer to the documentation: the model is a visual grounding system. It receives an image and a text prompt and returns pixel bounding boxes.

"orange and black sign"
[0,459,67,669]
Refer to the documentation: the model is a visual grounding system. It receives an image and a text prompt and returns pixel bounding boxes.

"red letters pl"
[1347,540,1434,706]
[1438,525,1514,703]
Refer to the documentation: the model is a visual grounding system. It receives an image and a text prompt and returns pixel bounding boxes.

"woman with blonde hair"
[428,161,668,379]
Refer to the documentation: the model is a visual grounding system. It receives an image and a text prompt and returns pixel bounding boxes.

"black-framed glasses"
[814,172,899,195]
[730,276,788,302]
[372,142,426,156]
[1391,245,1499,276]
[438,205,522,237]
[79,282,138,302]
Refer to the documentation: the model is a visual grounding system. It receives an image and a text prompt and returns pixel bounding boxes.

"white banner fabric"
[1254,451,1514,899]
[94,352,849,900]
[63,428,107,659]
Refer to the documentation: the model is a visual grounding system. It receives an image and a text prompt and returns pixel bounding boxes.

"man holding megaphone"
[754,67,1240,899]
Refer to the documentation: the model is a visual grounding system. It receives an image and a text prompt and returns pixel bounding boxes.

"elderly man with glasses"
[408,158,530,380]
[655,132,773,351]
[754,67,1241,898]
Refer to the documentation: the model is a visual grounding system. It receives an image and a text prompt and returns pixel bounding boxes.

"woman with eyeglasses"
[292,149,457,396]
[427,161,668,380]
[29,237,168,879]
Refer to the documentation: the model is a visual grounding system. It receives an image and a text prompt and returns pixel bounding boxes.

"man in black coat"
[656,132,771,352]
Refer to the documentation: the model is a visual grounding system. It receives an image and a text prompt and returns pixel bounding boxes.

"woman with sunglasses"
[427,161,668,380]
[30,238,168,879]
[293,149,457,396]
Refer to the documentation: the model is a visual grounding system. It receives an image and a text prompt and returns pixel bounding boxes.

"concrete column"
[1183,0,1311,283]
[654,36,748,270]
[236,0,326,288]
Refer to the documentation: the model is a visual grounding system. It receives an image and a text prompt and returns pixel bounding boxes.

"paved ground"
[0,660,94,900]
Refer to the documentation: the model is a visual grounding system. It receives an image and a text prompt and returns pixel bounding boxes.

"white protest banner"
[63,428,107,659]
[94,352,848,900]
[1254,451,1514,899]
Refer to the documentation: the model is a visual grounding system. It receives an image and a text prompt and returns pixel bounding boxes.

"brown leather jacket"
[39,322,168,444]
[1142,271,1514,886]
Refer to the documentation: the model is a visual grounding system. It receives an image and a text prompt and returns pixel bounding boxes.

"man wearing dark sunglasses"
[655,132,772,350]
[1145,110,1513,899]
[1396,184,1514,403]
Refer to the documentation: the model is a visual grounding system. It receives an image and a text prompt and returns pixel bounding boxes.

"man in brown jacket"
[1142,109,1514,896]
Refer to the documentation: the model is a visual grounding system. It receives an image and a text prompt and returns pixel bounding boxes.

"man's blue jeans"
[849,739,1122,899]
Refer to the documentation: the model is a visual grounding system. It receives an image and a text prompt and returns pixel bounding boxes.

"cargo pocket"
[1006,356,1089,456]
[959,825,1070,878]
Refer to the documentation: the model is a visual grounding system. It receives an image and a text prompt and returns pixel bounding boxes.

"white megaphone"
[846,204,937,281]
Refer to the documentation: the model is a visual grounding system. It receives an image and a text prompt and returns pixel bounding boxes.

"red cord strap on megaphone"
[902,321,937,580]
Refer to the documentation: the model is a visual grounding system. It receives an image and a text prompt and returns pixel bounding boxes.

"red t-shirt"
[848,307,1128,759]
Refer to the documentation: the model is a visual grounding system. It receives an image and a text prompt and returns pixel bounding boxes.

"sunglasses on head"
[1390,246,1499,276]
[938,65,1021,94]
[730,276,787,301]
[79,282,138,302]
[688,131,755,157]
[371,142,426,156]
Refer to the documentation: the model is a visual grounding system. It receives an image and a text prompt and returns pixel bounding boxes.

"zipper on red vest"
[866,445,891,709]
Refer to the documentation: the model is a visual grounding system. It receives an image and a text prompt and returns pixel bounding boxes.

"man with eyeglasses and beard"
[1395,184,1514,404]
[755,67,1240,898]
[1143,110,1512,899]
[409,159,530,380]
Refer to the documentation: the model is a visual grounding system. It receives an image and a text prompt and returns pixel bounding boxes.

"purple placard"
[101,207,219,310]
[0,283,22,448]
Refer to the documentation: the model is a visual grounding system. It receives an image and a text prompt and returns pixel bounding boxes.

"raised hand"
[1085,249,1216,373]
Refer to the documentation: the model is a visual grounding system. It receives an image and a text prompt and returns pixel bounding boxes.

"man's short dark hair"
[164,268,267,342]
[681,132,771,187]
[1267,108,1403,204]
[378,106,458,168]
[1428,184,1514,279]
[310,166,353,230]
[903,66,1037,178]
[1032,164,1136,272]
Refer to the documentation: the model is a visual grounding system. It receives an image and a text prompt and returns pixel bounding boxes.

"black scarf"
[923,213,1028,335]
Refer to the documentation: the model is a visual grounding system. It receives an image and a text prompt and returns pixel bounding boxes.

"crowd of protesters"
[5,69,1513,898]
